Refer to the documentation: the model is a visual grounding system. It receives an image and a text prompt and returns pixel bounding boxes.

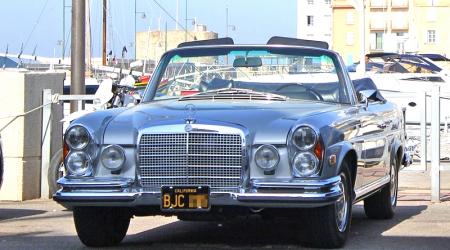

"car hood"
[103,100,345,145]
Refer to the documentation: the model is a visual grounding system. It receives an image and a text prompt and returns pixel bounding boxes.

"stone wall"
[0,70,64,201]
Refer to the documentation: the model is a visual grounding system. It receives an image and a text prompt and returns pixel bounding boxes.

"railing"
[380,86,448,202]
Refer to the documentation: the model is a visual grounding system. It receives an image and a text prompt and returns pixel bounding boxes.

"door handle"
[377,122,387,129]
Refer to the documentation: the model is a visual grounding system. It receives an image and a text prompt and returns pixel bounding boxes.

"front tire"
[302,161,352,248]
[48,149,65,195]
[73,207,131,247]
[363,155,399,219]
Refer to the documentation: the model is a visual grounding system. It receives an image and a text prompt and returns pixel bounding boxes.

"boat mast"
[102,0,107,65]
[85,0,92,75]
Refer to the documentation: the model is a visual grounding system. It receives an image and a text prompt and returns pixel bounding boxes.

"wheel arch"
[335,142,358,189]
[390,137,403,170]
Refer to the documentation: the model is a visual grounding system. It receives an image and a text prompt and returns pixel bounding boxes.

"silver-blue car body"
[54,37,409,248]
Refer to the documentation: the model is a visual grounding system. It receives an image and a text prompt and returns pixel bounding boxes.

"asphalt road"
[1,198,450,250]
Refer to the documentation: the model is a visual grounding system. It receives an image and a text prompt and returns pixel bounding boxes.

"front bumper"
[53,176,343,209]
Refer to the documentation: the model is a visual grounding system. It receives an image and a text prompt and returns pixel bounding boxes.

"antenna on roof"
[5,44,8,56]
[32,45,38,61]
[18,43,24,59]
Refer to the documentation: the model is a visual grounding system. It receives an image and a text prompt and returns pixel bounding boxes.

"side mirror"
[358,89,385,108]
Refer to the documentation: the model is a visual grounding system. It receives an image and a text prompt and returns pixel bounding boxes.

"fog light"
[66,151,92,176]
[101,145,125,171]
[255,145,280,171]
[293,151,319,177]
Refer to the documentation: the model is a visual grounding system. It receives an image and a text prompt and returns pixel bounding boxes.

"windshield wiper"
[179,87,289,101]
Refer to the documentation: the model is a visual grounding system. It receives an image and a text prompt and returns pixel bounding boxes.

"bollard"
[420,91,427,171]
[431,85,440,202]
[40,89,53,198]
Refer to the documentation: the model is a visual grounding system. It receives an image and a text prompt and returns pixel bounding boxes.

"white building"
[296,0,333,47]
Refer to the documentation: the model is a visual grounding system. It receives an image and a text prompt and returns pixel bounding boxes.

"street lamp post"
[134,0,146,60]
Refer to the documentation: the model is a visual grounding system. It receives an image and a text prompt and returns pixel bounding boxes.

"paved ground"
[1,169,450,249]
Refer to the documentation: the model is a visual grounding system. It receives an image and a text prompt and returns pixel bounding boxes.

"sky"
[0,0,297,58]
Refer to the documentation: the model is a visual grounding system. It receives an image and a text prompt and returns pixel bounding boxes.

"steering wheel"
[275,83,324,101]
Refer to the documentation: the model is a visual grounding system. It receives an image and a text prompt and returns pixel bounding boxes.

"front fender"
[323,141,359,179]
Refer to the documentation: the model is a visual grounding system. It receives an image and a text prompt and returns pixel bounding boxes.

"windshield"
[147,47,350,104]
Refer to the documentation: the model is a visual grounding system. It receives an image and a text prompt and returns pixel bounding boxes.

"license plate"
[161,186,210,211]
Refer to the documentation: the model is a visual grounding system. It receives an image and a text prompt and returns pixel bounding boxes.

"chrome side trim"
[354,175,390,200]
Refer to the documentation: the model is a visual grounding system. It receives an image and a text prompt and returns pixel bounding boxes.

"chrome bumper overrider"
[53,176,343,208]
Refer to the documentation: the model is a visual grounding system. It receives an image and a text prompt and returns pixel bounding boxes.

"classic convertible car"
[54,37,409,248]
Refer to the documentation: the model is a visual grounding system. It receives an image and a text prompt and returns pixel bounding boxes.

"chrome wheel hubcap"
[335,174,348,232]
[390,164,397,206]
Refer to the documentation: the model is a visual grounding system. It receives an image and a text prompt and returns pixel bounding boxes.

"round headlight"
[292,126,317,150]
[66,151,92,176]
[293,151,319,177]
[255,145,280,171]
[101,145,126,171]
[65,126,91,150]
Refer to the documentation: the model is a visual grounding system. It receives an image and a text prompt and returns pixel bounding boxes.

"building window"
[346,12,354,25]
[325,0,331,4]
[370,32,384,50]
[375,32,383,50]
[427,30,436,43]
[307,15,314,26]
[346,32,354,45]
[308,0,314,4]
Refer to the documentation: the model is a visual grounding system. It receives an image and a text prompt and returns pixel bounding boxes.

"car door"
[362,100,392,185]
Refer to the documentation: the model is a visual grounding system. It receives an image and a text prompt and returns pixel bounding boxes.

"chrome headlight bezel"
[64,125,91,150]
[255,144,280,172]
[288,125,323,178]
[100,145,126,171]
[292,151,320,177]
[65,151,93,176]
[292,126,317,151]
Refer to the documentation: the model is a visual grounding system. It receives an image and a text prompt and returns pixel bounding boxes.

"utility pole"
[71,0,86,112]
[102,0,107,65]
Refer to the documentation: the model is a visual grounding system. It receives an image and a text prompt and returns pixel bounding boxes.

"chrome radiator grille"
[138,133,243,191]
